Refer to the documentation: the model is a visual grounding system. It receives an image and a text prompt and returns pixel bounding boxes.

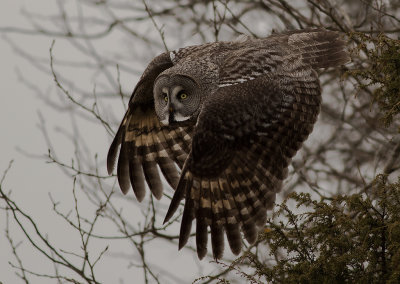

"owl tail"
[284,28,350,69]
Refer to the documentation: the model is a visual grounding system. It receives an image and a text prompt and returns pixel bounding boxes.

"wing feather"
[116,135,131,194]
[196,179,210,259]
[210,179,225,259]
[107,51,195,199]
[219,173,242,255]
[109,29,348,259]
[165,71,323,258]
[129,152,146,202]
[177,172,195,250]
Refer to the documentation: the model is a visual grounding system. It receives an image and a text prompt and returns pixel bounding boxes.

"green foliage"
[245,175,400,283]
[349,33,400,128]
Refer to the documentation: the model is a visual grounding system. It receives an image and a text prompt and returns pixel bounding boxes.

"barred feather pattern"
[107,51,197,200]
[108,28,348,259]
[285,29,349,69]
[109,105,193,201]
[165,70,322,259]
[217,29,348,88]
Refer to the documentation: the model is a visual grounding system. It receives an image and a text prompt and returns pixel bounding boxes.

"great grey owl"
[107,28,349,260]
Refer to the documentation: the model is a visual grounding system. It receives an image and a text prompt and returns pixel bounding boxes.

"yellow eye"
[163,94,168,102]
[179,93,188,100]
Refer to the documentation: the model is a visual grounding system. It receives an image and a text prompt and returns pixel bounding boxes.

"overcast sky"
[0,1,218,283]
[0,1,83,282]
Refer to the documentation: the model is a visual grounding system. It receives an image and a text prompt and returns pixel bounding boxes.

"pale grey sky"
[0,1,221,283]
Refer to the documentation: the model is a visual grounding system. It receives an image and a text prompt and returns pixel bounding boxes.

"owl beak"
[168,107,175,124]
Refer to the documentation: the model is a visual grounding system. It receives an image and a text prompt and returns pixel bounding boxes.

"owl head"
[153,74,201,125]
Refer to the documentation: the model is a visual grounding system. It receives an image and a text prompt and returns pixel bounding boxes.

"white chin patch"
[174,113,191,122]
[160,118,169,125]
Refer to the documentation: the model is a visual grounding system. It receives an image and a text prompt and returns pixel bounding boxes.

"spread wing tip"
[178,195,194,251]
[107,134,121,175]
[163,170,189,224]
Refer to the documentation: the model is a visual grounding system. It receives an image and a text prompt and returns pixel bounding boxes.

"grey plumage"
[107,28,349,259]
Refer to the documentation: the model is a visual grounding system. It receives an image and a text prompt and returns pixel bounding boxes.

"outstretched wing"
[164,71,322,259]
[107,40,233,201]
[218,28,349,88]
[164,28,348,260]
[107,52,195,201]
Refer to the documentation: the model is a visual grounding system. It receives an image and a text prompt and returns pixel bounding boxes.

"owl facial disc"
[154,74,200,126]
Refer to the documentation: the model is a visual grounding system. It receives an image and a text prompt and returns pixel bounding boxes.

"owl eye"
[178,91,188,100]
[162,93,168,102]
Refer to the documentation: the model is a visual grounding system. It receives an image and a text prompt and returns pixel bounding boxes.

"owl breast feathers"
[107,28,349,260]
